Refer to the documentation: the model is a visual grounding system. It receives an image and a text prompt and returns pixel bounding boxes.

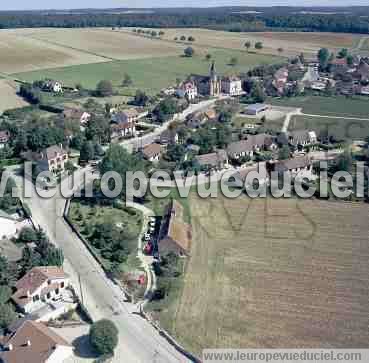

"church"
[190,61,221,97]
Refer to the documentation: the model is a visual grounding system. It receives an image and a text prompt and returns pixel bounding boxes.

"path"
[281,108,302,133]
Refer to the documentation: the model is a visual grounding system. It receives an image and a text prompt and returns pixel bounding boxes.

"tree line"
[0,11,368,34]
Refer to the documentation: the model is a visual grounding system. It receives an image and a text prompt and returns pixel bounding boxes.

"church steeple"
[210,61,217,80]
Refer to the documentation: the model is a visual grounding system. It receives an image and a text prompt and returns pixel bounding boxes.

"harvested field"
[16,28,183,61]
[0,29,107,74]
[169,195,369,355]
[126,28,360,57]
[0,79,29,113]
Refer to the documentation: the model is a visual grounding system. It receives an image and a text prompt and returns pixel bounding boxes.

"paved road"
[7,166,190,363]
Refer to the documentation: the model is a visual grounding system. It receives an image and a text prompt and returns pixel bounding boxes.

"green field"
[289,115,369,141]
[14,49,280,95]
[271,95,369,118]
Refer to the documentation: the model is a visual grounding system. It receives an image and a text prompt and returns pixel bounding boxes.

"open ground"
[0,79,29,113]
[14,48,280,94]
[124,28,362,57]
[168,195,369,355]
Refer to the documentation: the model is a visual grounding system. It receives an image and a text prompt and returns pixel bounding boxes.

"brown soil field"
[172,195,369,355]
[16,28,183,61]
[0,29,107,74]
[129,28,361,57]
[0,79,29,113]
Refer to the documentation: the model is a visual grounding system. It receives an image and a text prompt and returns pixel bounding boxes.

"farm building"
[158,200,192,257]
[244,103,269,115]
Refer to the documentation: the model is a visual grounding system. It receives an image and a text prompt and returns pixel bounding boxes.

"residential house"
[185,111,207,129]
[62,108,91,125]
[0,320,73,363]
[221,75,243,96]
[288,130,317,147]
[158,200,192,257]
[112,109,139,125]
[228,163,268,189]
[0,130,10,149]
[35,145,68,174]
[227,134,276,160]
[111,121,136,140]
[195,149,228,170]
[329,57,348,72]
[267,156,313,179]
[190,61,221,97]
[11,266,70,315]
[244,103,269,116]
[142,143,163,162]
[178,80,198,100]
[159,129,179,145]
[42,80,62,93]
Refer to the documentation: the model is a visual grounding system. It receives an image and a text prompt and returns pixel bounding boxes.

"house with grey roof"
[288,130,317,147]
[195,149,228,170]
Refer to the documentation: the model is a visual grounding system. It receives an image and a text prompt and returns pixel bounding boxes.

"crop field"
[0,29,107,74]
[0,79,29,113]
[18,28,184,61]
[271,95,369,118]
[289,115,369,141]
[127,28,361,57]
[14,49,280,94]
[167,195,369,355]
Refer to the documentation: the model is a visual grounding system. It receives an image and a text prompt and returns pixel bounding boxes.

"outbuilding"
[244,103,269,115]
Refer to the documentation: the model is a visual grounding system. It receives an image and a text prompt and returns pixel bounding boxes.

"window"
[55,288,59,295]
[33,295,39,302]
[61,282,65,288]
[46,292,51,300]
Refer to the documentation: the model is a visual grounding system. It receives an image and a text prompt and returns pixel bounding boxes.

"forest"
[1,7,369,34]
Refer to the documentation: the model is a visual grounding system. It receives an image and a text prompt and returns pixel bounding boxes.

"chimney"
[26,340,31,347]
[8,344,13,351]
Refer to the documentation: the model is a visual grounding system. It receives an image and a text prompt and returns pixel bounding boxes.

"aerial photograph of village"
[0,1,369,363]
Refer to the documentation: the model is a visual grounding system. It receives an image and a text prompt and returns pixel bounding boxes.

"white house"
[35,145,69,174]
[288,130,317,146]
[11,266,70,314]
[0,130,10,149]
[221,75,243,96]
[179,81,198,100]
[0,320,73,363]
[43,80,63,93]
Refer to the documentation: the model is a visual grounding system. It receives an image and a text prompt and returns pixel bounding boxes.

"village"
[1,35,369,363]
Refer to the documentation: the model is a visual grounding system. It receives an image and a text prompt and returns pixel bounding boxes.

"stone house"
[221,75,243,96]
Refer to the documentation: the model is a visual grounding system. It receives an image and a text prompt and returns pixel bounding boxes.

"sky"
[1,0,369,11]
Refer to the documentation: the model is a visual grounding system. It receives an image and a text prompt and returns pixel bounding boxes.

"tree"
[0,303,17,331]
[80,141,95,162]
[0,286,12,304]
[317,48,330,70]
[150,30,157,38]
[229,57,238,66]
[18,227,38,244]
[250,82,266,103]
[133,90,149,106]
[153,98,178,123]
[338,48,348,59]
[184,47,194,57]
[90,319,119,355]
[346,54,354,67]
[277,47,284,55]
[174,37,178,41]
[205,53,212,61]
[180,35,186,41]
[159,31,165,37]
[278,145,291,160]
[299,52,305,64]
[188,36,195,42]
[122,73,133,87]
[244,41,251,52]
[255,41,263,50]
[96,80,113,97]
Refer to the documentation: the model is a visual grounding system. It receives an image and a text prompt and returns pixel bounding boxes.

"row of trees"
[174,35,195,42]
[132,28,165,38]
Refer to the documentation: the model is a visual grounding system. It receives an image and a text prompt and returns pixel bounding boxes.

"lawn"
[14,49,281,94]
[68,199,143,270]
[164,194,369,355]
[271,95,369,118]
[289,115,369,141]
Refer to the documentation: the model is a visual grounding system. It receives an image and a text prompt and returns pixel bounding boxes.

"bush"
[90,319,119,355]
[184,47,194,57]
[96,80,113,97]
